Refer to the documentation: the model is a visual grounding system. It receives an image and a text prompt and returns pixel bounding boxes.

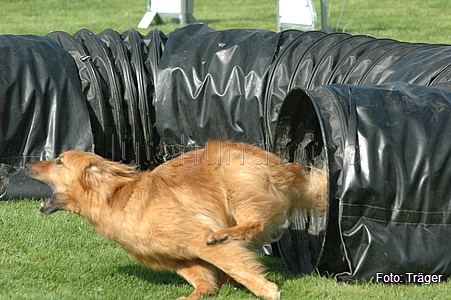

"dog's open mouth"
[40,194,66,214]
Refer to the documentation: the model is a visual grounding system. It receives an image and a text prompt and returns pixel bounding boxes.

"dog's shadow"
[116,263,186,286]
[116,255,296,287]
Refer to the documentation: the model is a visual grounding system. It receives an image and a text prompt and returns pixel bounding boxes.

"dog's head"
[28,150,139,215]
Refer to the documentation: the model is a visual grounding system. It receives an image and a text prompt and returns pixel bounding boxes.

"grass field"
[1,0,451,299]
[1,201,450,299]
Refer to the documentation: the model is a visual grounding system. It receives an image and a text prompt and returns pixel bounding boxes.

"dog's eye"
[55,158,62,165]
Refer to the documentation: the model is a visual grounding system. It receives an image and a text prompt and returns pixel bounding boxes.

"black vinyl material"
[277,83,451,281]
[0,34,93,166]
[2,25,451,282]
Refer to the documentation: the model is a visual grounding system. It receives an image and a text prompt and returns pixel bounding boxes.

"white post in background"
[278,0,317,31]
[138,0,197,29]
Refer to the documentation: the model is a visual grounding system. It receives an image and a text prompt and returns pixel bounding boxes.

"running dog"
[28,140,328,300]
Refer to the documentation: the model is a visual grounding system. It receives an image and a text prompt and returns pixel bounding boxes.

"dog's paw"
[206,230,229,245]
[206,235,228,245]
[265,283,281,300]
[176,291,207,299]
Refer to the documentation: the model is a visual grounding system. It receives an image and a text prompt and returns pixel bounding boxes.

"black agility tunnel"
[275,83,451,281]
[2,24,451,282]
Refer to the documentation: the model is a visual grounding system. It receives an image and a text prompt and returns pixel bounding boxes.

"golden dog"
[28,140,328,300]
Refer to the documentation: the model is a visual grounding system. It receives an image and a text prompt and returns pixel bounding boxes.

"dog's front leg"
[175,259,219,300]
[198,241,280,300]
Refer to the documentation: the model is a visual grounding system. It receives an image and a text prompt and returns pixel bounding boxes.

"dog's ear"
[82,159,139,190]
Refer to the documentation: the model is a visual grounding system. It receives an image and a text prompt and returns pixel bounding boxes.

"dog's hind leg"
[198,241,280,300]
[206,194,284,245]
[206,219,264,245]
[175,259,219,300]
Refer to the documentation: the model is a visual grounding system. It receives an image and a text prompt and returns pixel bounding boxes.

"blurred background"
[1,0,450,43]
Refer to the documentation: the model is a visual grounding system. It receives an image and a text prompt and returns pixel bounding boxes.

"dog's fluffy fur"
[28,140,328,300]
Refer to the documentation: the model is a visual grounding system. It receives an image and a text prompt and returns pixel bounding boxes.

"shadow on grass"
[115,254,298,287]
[116,263,186,286]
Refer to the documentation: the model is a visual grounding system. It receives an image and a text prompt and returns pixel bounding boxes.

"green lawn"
[1,0,451,299]
[1,200,450,299]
